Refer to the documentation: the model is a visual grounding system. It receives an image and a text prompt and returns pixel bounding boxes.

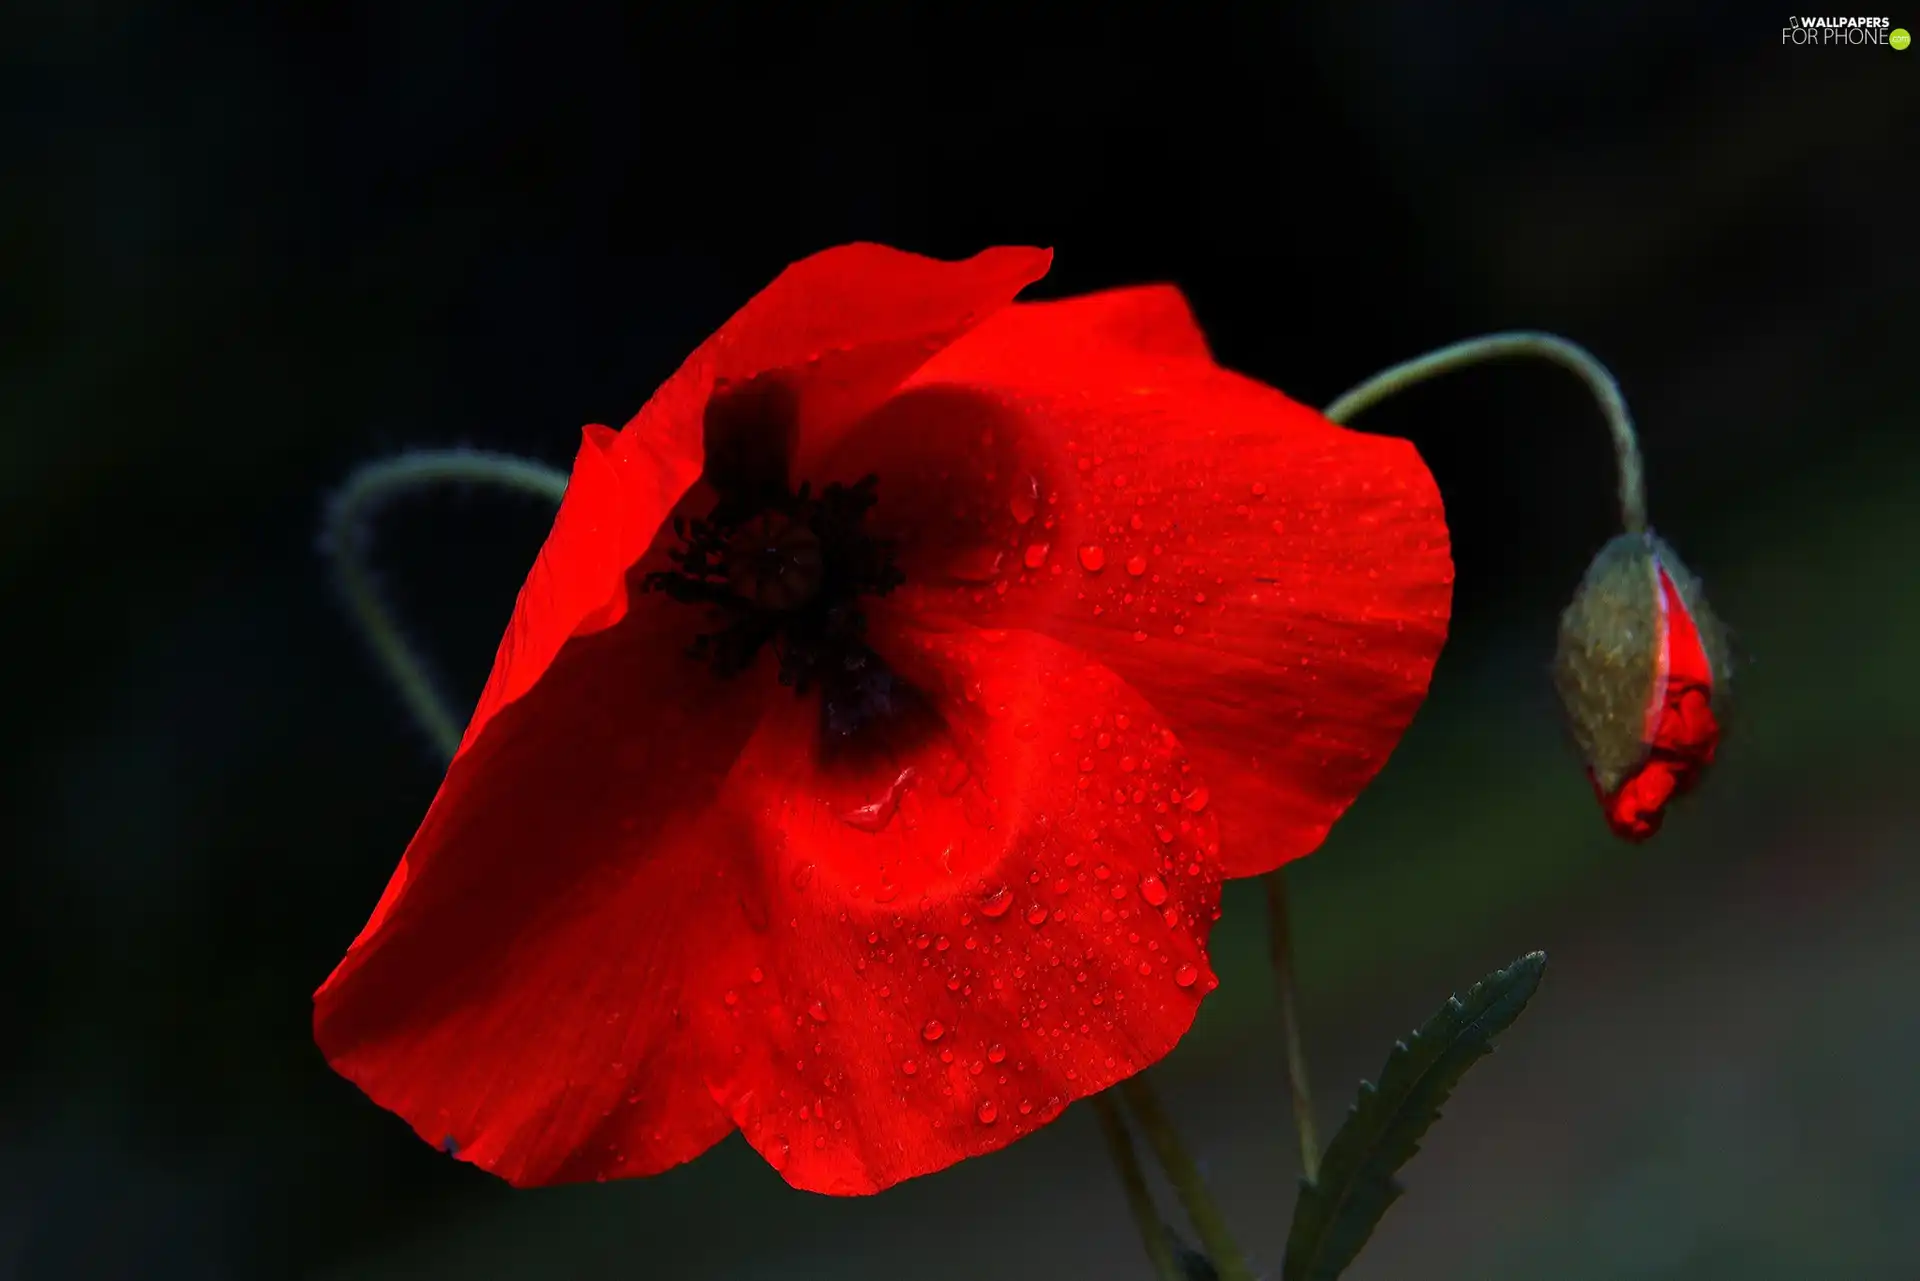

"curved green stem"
[1264,333,1641,1184]
[1120,1075,1253,1281]
[1262,868,1321,1185]
[321,449,568,761]
[1092,1094,1183,1281]
[1324,330,1646,534]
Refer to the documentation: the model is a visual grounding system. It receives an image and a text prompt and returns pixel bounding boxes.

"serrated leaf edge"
[1282,951,1547,1281]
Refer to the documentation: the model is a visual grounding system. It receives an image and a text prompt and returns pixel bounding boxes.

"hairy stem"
[1092,1094,1183,1281]
[1120,1075,1253,1281]
[1324,330,1646,534]
[320,448,568,761]
[1262,868,1322,1184]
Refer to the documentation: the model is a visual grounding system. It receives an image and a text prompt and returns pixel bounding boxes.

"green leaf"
[1282,950,1548,1281]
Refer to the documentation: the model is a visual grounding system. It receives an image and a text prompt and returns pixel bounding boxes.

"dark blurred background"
[7,3,1918,1278]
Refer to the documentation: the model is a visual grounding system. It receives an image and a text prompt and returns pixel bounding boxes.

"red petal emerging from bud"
[1595,565,1721,840]
[1554,533,1729,842]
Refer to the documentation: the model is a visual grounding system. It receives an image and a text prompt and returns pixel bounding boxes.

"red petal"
[461,244,1052,753]
[1600,565,1720,840]
[812,286,1451,877]
[701,611,1222,1194]
[315,595,776,1185]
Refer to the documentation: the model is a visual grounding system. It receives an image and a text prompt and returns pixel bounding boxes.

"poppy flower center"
[644,380,909,744]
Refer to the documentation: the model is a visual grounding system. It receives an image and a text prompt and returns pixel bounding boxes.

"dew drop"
[1078,544,1106,572]
[1023,543,1050,569]
[749,966,764,984]
[808,1000,829,1023]
[980,885,1013,918]
[839,766,917,834]
[1010,480,1037,525]
[1175,963,1199,988]
[923,1019,946,1042]
[1026,904,1050,927]
[901,1059,919,1076]
[977,1099,998,1124]
[1126,555,1148,576]
[1181,785,1210,812]
[724,990,739,1007]
[988,1043,1007,1063]
[1138,874,1169,907]
[929,762,969,803]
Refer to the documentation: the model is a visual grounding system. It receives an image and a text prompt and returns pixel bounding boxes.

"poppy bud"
[1553,532,1730,841]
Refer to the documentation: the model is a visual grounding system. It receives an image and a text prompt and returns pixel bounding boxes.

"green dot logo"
[1894,27,1912,49]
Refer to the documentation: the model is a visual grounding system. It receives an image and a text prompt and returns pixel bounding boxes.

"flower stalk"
[1323,330,1646,534]
[1092,1094,1184,1281]
[1262,869,1321,1184]
[1119,1075,1253,1281]
[320,448,568,760]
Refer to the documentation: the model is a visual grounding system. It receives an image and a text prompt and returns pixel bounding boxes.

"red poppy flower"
[1556,533,1726,842]
[314,244,1453,1195]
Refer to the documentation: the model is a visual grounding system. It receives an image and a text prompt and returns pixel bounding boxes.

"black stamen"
[645,394,909,741]
[645,466,906,741]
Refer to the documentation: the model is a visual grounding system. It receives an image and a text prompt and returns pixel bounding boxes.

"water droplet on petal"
[980,885,1013,918]
[1026,903,1050,927]
[1175,963,1199,988]
[977,1100,998,1124]
[1181,785,1210,812]
[808,1001,829,1023]
[922,1019,946,1042]
[768,1135,791,1169]
[840,766,917,834]
[1023,543,1050,569]
[988,1043,1007,1063]
[1078,545,1106,572]
[901,1059,919,1076]
[749,967,765,984]
[1006,478,1036,522]
[1126,555,1148,577]
[1139,874,1169,907]
[938,758,972,794]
